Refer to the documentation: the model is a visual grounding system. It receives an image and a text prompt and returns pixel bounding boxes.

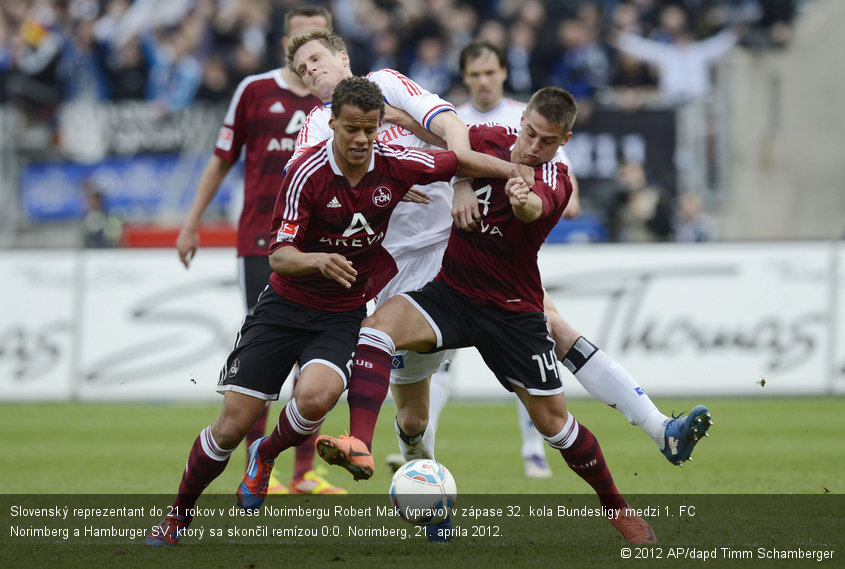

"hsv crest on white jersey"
[291,69,457,260]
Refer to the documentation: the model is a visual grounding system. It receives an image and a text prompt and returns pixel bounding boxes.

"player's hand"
[512,164,535,189]
[176,227,199,269]
[316,253,357,288]
[452,179,480,231]
[506,177,530,206]
[402,187,431,204]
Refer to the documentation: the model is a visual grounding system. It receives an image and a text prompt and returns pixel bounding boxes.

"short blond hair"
[286,28,346,75]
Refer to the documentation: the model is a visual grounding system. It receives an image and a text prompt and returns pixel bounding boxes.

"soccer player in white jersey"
[454,41,713,474]
[284,29,484,487]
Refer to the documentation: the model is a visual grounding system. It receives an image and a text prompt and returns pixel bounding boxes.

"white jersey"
[292,69,456,259]
[456,97,573,172]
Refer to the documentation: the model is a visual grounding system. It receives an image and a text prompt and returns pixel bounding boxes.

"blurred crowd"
[0,0,806,246]
[1,0,801,117]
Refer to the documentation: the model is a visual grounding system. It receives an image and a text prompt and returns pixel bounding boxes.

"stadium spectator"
[407,35,452,96]
[607,161,673,242]
[82,185,123,248]
[610,3,741,104]
[147,75,533,546]
[142,23,203,114]
[673,190,718,242]
[175,5,344,497]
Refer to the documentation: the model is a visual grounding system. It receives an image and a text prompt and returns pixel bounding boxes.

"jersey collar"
[326,134,376,176]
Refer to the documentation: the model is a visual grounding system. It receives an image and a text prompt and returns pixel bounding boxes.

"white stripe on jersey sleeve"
[368,69,455,133]
[377,144,436,168]
[284,147,329,220]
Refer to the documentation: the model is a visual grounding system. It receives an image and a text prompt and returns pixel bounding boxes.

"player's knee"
[294,389,338,420]
[210,419,247,450]
[396,406,428,437]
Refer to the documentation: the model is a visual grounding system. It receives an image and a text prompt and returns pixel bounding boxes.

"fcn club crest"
[372,186,392,207]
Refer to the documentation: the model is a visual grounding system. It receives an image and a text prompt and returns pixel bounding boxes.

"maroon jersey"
[268,138,459,311]
[437,124,572,313]
[214,70,320,256]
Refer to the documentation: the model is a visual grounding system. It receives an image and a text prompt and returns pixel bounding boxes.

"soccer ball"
[389,459,457,526]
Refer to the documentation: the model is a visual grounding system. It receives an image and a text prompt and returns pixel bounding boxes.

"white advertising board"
[0,251,77,401]
[1,242,842,402]
[450,242,838,398]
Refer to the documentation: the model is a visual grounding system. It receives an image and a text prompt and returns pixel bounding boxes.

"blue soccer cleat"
[237,436,275,511]
[425,514,453,543]
[145,514,189,546]
[662,405,713,466]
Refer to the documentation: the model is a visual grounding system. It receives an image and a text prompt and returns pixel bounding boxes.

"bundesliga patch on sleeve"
[276,222,299,242]
[216,126,234,151]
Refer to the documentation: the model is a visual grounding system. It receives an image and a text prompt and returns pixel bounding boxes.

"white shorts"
[378,244,450,385]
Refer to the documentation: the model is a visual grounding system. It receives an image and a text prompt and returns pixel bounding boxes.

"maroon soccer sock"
[258,399,324,462]
[348,327,395,451]
[552,417,627,512]
[172,426,234,520]
[245,402,270,457]
[293,432,319,479]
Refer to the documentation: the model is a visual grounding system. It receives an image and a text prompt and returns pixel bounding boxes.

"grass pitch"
[1,397,843,568]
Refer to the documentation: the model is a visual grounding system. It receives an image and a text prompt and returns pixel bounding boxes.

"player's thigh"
[400,281,475,352]
[365,294,438,352]
[512,386,569,437]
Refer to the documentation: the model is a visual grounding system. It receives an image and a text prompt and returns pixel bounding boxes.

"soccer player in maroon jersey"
[174,6,344,495]
[335,87,659,545]
[146,77,533,546]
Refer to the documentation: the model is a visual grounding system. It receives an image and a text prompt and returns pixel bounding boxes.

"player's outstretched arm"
[453,150,535,187]
[384,105,446,148]
[269,246,358,289]
[428,111,471,152]
[176,155,233,268]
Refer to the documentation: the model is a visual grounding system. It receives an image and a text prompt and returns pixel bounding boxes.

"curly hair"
[331,77,385,120]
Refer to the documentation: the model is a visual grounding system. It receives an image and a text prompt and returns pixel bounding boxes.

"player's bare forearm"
[506,178,542,222]
[429,111,471,151]
[269,246,357,288]
[177,155,233,268]
[384,105,446,148]
[454,151,535,187]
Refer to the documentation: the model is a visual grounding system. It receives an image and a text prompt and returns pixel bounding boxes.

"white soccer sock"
[516,399,547,459]
[427,361,451,434]
[199,425,236,461]
[358,326,395,355]
[544,413,579,450]
[282,398,325,437]
[563,337,668,448]
[394,417,434,461]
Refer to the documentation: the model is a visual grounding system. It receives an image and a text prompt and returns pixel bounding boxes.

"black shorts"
[217,287,365,400]
[238,255,273,313]
[403,281,563,395]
